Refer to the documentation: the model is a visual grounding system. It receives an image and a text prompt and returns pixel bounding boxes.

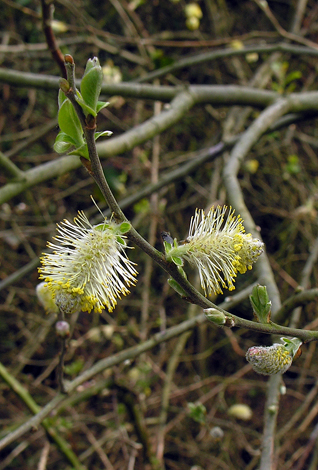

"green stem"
[205,310,318,343]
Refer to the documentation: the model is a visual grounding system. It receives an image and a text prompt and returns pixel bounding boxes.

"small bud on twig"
[55,321,70,338]
[64,54,74,64]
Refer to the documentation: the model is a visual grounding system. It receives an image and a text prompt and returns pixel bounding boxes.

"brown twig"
[40,0,66,77]
[254,0,318,50]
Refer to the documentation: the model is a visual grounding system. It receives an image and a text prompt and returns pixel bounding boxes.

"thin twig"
[223,97,291,470]
[40,0,66,77]
[3,74,318,205]
[140,96,161,341]
[254,0,318,50]
[2,283,318,453]
[0,257,40,291]
[0,151,25,181]
[274,288,318,325]
[57,336,67,393]
[0,362,85,469]
[289,239,318,329]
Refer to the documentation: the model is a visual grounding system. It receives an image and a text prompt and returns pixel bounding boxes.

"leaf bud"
[55,321,70,338]
[64,54,74,65]
[204,308,226,325]
[209,426,224,441]
[59,78,71,94]
[249,284,271,323]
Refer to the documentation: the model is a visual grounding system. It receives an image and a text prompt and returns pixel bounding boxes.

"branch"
[0,257,40,291]
[2,80,318,206]
[206,310,318,343]
[0,287,252,451]
[289,238,318,329]
[40,0,66,77]
[223,98,291,470]
[260,373,282,469]
[2,40,318,88]
[0,312,206,451]
[254,0,318,50]
[0,151,25,181]
[0,362,85,469]
[2,284,318,452]
[275,288,318,325]
[112,381,159,467]
[5,119,57,160]
[0,68,277,102]
[136,42,318,83]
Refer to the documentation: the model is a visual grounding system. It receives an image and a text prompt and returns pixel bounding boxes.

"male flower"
[38,211,137,314]
[166,206,263,295]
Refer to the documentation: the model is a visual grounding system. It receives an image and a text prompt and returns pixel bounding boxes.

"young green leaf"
[118,222,131,234]
[96,101,109,113]
[58,99,84,147]
[53,131,76,154]
[171,256,184,266]
[167,279,188,297]
[95,130,113,141]
[68,142,89,159]
[79,57,103,116]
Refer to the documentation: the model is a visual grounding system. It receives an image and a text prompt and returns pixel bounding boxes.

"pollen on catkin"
[166,206,264,295]
[38,211,137,314]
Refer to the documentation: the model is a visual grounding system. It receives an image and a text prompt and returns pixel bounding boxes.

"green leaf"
[281,337,302,358]
[64,358,84,376]
[177,265,187,279]
[116,236,126,246]
[55,131,77,145]
[96,101,109,113]
[53,131,77,154]
[68,142,89,159]
[58,88,67,108]
[285,70,302,86]
[58,99,84,146]
[95,130,113,140]
[171,256,183,266]
[284,154,301,175]
[80,57,103,116]
[53,140,73,154]
[163,240,172,254]
[167,279,187,297]
[95,223,111,231]
[188,402,206,424]
[133,198,149,214]
[75,97,97,117]
[118,222,131,234]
